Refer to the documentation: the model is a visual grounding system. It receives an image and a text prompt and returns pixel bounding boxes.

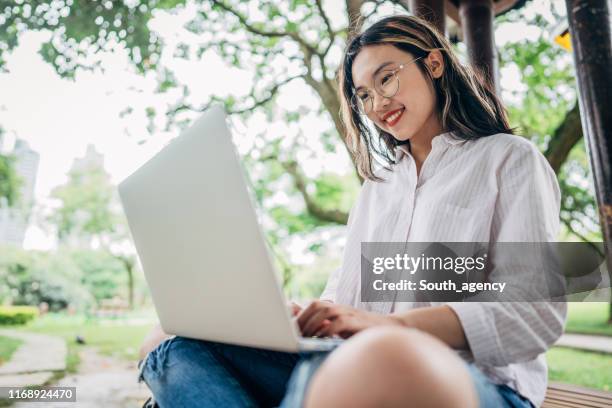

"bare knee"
[305,327,477,408]
[139,323,173,360]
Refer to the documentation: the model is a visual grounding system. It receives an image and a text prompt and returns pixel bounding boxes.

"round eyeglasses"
[350,56,423,115]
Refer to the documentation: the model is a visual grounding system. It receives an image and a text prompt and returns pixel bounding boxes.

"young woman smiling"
[139,15,565,408]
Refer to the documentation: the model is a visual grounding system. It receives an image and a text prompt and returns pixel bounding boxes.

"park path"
[11,347,151,408]
[555,332,612,354]
[0,329,66,388]
[0,329,151,407]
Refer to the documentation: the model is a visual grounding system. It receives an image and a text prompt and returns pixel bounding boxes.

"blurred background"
[0,0,610,406]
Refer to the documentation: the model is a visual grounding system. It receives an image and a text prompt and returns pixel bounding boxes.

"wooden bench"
[542,382,612,408]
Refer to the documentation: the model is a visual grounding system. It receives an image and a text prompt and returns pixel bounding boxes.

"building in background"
[71,144,105,173]
[0,139,40,246]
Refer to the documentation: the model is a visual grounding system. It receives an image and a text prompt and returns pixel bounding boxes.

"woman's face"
[351,44,442,143]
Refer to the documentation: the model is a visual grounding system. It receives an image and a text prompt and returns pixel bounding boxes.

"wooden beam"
[458,0,499,93]
[407,0,447,35]
[446,0,522,23]
[565,0,612,310]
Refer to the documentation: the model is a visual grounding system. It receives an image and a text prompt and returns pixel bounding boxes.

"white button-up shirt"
[320,132,566,407]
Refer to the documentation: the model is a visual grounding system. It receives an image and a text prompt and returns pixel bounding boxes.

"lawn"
[3,310,612,394]
[0,335,22,366]
[566,302,612,336]
[15,313,155,370]
[547,347,612,391]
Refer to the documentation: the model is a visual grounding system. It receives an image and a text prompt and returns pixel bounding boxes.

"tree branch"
[168,74,305,116]
[545,103,583,174]
[560,216,604,257]
[209,0,321,59]
[315,0,336,56]
[282,160,349,225]
[345,0,366,33]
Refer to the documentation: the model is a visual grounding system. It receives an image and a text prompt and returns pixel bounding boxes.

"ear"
[426,49,444,79]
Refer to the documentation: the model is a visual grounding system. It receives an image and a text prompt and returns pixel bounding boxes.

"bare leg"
[139,323,173,360]
[304,326,478,408]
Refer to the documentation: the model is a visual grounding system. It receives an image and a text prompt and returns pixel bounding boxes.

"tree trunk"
[544,103,583,174]
[116,255,135,310]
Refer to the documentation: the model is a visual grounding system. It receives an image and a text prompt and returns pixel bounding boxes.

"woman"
[140,15,565,408]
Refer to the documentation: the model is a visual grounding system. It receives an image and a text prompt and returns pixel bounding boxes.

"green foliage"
[0,153,21,206]
[0,246,136,311]
[500,16,574,148]
[313,173,358,214]
[565,302,612,336]
[71,249,127,303]
[0,334,22,364]
[49,161,120,246]
[0,305,38,325]
[0,0,165,76]
[499,7,600,241]
[0,247,94,311]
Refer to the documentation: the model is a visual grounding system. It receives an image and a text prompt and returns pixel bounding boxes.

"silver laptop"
[118,105,340,352]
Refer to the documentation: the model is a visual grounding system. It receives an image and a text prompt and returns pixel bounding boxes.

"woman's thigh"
[141,336,300,407]
[280,329,533,408]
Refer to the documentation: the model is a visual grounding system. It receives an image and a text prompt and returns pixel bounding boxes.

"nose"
[372,92,390,113]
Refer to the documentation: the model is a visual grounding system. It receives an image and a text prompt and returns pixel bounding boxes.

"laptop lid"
[118,105,301,351]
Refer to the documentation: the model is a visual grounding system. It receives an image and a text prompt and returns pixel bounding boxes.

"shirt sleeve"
[319,267,342,302]
[318,179,373,303]
[448,140,567,367]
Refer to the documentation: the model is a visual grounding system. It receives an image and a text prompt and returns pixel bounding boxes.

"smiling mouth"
[383,108,405,127]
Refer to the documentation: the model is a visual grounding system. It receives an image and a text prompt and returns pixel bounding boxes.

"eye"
[357,91,371,102]
[380,73,393,85]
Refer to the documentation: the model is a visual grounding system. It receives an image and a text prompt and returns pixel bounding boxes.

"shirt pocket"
[412,191,497,242]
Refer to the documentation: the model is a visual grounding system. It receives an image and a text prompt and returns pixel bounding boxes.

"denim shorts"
[140,337,534,408]
[280,352,533,408]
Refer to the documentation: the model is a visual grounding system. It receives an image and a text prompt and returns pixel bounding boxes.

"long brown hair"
[338,15,514,181]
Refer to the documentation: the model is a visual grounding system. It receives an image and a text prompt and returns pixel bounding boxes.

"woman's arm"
[298,301,467,349]
[391,305,467,349]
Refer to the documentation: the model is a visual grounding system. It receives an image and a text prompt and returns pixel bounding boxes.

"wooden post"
[458,0,499,93]
[408,0,446,35]
[565,0,612,320]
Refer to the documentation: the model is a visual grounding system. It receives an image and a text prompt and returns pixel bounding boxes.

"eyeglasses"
[350,56,423,115]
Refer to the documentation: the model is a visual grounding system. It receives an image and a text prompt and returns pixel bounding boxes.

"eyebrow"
[354,61,395,91]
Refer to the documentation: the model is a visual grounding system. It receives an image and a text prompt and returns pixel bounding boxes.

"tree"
[1,1,604,308]
[48,148,138,308]
[0,246,94,311]
[0,128,21,206]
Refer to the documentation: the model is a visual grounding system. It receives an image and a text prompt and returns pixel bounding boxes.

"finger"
[320,316,348,338]
[301,306,340,336]
[290,302,302,316]
[297,300,329,329]
[313,320,332,337]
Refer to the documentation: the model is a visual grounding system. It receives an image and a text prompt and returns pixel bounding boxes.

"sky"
[0,0,568,251]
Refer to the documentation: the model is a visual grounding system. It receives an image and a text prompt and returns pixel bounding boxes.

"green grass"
[566,302,612,336]
[0,335,22,366]
[16,313,155,363]
[547,347,612,391]
[6,310,612,395]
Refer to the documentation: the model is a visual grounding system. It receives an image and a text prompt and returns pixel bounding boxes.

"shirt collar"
[395,131,465,162]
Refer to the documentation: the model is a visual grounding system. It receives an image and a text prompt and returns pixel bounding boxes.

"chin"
[389,128,413,143]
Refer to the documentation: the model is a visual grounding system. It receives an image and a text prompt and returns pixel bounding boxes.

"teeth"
[385,109,404,124]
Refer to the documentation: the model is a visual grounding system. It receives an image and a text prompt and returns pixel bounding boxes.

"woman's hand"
[288,301,303,317]
[297,300,400,339]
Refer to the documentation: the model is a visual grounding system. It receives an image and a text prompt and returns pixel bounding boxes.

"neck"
[408,112,445,165]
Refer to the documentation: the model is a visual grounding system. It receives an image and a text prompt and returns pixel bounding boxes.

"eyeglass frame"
[350,56,424,115]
